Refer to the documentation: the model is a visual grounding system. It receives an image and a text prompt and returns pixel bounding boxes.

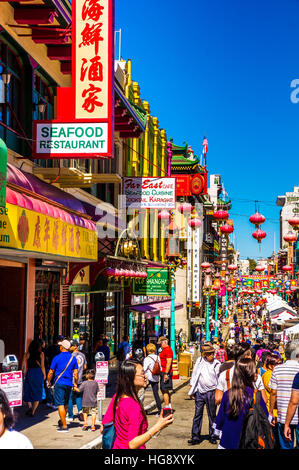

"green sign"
[0,139,7,208]
[133,268,170,296]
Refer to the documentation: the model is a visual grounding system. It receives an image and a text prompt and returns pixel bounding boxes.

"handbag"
[51,355,74,390]
[102,421,117,449]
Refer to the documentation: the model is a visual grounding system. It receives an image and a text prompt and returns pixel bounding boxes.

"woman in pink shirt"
[102,359,173,449]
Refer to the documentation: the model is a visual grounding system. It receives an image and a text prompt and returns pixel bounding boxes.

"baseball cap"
[157,336,168,344]
[70,339,79,347]
[58,339,71,350]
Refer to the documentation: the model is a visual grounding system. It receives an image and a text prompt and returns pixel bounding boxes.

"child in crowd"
[74,369,98,431]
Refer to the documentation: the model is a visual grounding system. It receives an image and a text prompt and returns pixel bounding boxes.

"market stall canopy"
[130,300,183,320]
[283,323,299,336]
[270,308,299,324]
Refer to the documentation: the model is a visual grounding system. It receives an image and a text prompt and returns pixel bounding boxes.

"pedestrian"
[188,342,221,445]
[256,351,271,376]
[215,342,227,363]
[22,339,46,417]
[268,341,299,449]
[67,339,87,423]
[262,353,282,448]
[44,335,63,409]
[143,343,162,416]
[213,357,269,449]
[215,343,267,405]
[158,336,174,412]
[46,339,79,433]
[243,323,250,342]
[101,359,174,448]
[132,335,146,359]
[0,390,33,449]
[117,335,131,362]
[284,372,299,444]
[95,338,110,361]
[74,369,98,431]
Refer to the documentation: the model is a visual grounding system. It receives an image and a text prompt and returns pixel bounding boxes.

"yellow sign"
[0,203,97,261]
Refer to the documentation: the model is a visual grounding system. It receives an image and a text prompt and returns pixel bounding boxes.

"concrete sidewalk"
[13,372,190,450]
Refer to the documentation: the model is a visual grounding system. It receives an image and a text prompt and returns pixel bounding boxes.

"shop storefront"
[0,166,98,361]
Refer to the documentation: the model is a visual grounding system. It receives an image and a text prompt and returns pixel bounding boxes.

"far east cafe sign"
[33,0,114,158]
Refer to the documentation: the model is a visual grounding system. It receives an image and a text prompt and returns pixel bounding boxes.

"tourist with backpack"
[213,357,273,449]
[143,343,162,416]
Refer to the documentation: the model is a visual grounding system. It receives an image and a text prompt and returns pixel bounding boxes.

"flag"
[202,136,208,155]
[222,183,229,200]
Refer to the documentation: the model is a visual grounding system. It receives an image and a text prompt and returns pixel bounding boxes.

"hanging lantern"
[255,265,265,272]
[285,289,292,295]
[288,217,299,230]
[252,229,267,243]
[158,210,171,221]
[227,286,233,292]
[213,284,220,291]
[201,262,210,269]
[213,210,229,221]
[228,264,238,271]
[204,273,212,289]
[188,217,202,228]
[178,202,193,213]
[282,265,292,272]
[249,212,265,227]
[220,224,234,234]
[283,231,297,244]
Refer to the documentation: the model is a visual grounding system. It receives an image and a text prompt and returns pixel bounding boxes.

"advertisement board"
[133,268,170,296]
[0,371,22,407]
[123,177,176,209]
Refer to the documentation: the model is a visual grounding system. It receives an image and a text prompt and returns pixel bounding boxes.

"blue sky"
[115,0,299,260]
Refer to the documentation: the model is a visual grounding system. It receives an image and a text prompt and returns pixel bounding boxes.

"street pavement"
[13,374,190,449]
[147,381,218,450]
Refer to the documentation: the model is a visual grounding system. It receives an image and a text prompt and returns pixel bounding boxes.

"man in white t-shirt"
[188,342,221,445]
[0,389,33,449]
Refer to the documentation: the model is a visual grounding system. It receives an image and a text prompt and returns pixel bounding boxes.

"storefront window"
[34,270,60,345]
[73,293,91,342]
[0,39,22,133]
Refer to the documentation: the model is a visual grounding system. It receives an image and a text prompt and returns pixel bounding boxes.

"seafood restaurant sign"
[123,178,176,209]
[33,0,114,159]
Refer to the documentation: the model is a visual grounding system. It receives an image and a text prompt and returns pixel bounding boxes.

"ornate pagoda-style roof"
[170,139,206,175]
[217,197,232,210]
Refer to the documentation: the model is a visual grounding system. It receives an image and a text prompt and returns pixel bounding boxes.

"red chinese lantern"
[188,217,202,228]
[255,265,265,272]
[288,217,299,230]
[285,289,292,295]
[213,210,229,221]
[252,229,267,243]
[228,264,238,271]
[213,284,220,291]
[158,210,171,221]
[227,286,233,292]
[283,231,297,244]
[178,203,193,213]
[282,265,292,272]
[201,262,210,269]
[220,224,234,234]
[249,212,265,227]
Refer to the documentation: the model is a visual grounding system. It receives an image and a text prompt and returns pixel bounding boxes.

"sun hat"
[201,342,215,355]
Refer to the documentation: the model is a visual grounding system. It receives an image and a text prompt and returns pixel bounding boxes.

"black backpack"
[116,345,125,362]
[238,391,276,449]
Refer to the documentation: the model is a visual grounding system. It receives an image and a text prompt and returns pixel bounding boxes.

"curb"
[80,378,190,450]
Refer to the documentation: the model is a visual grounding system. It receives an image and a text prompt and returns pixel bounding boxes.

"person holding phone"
[101,359,174,449]
[158,337,173,412]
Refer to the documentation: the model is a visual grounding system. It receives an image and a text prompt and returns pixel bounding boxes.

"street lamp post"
[205,289,210,341]
[214,292,219,338]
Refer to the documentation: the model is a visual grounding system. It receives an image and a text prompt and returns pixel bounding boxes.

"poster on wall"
[123,178,176,209]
